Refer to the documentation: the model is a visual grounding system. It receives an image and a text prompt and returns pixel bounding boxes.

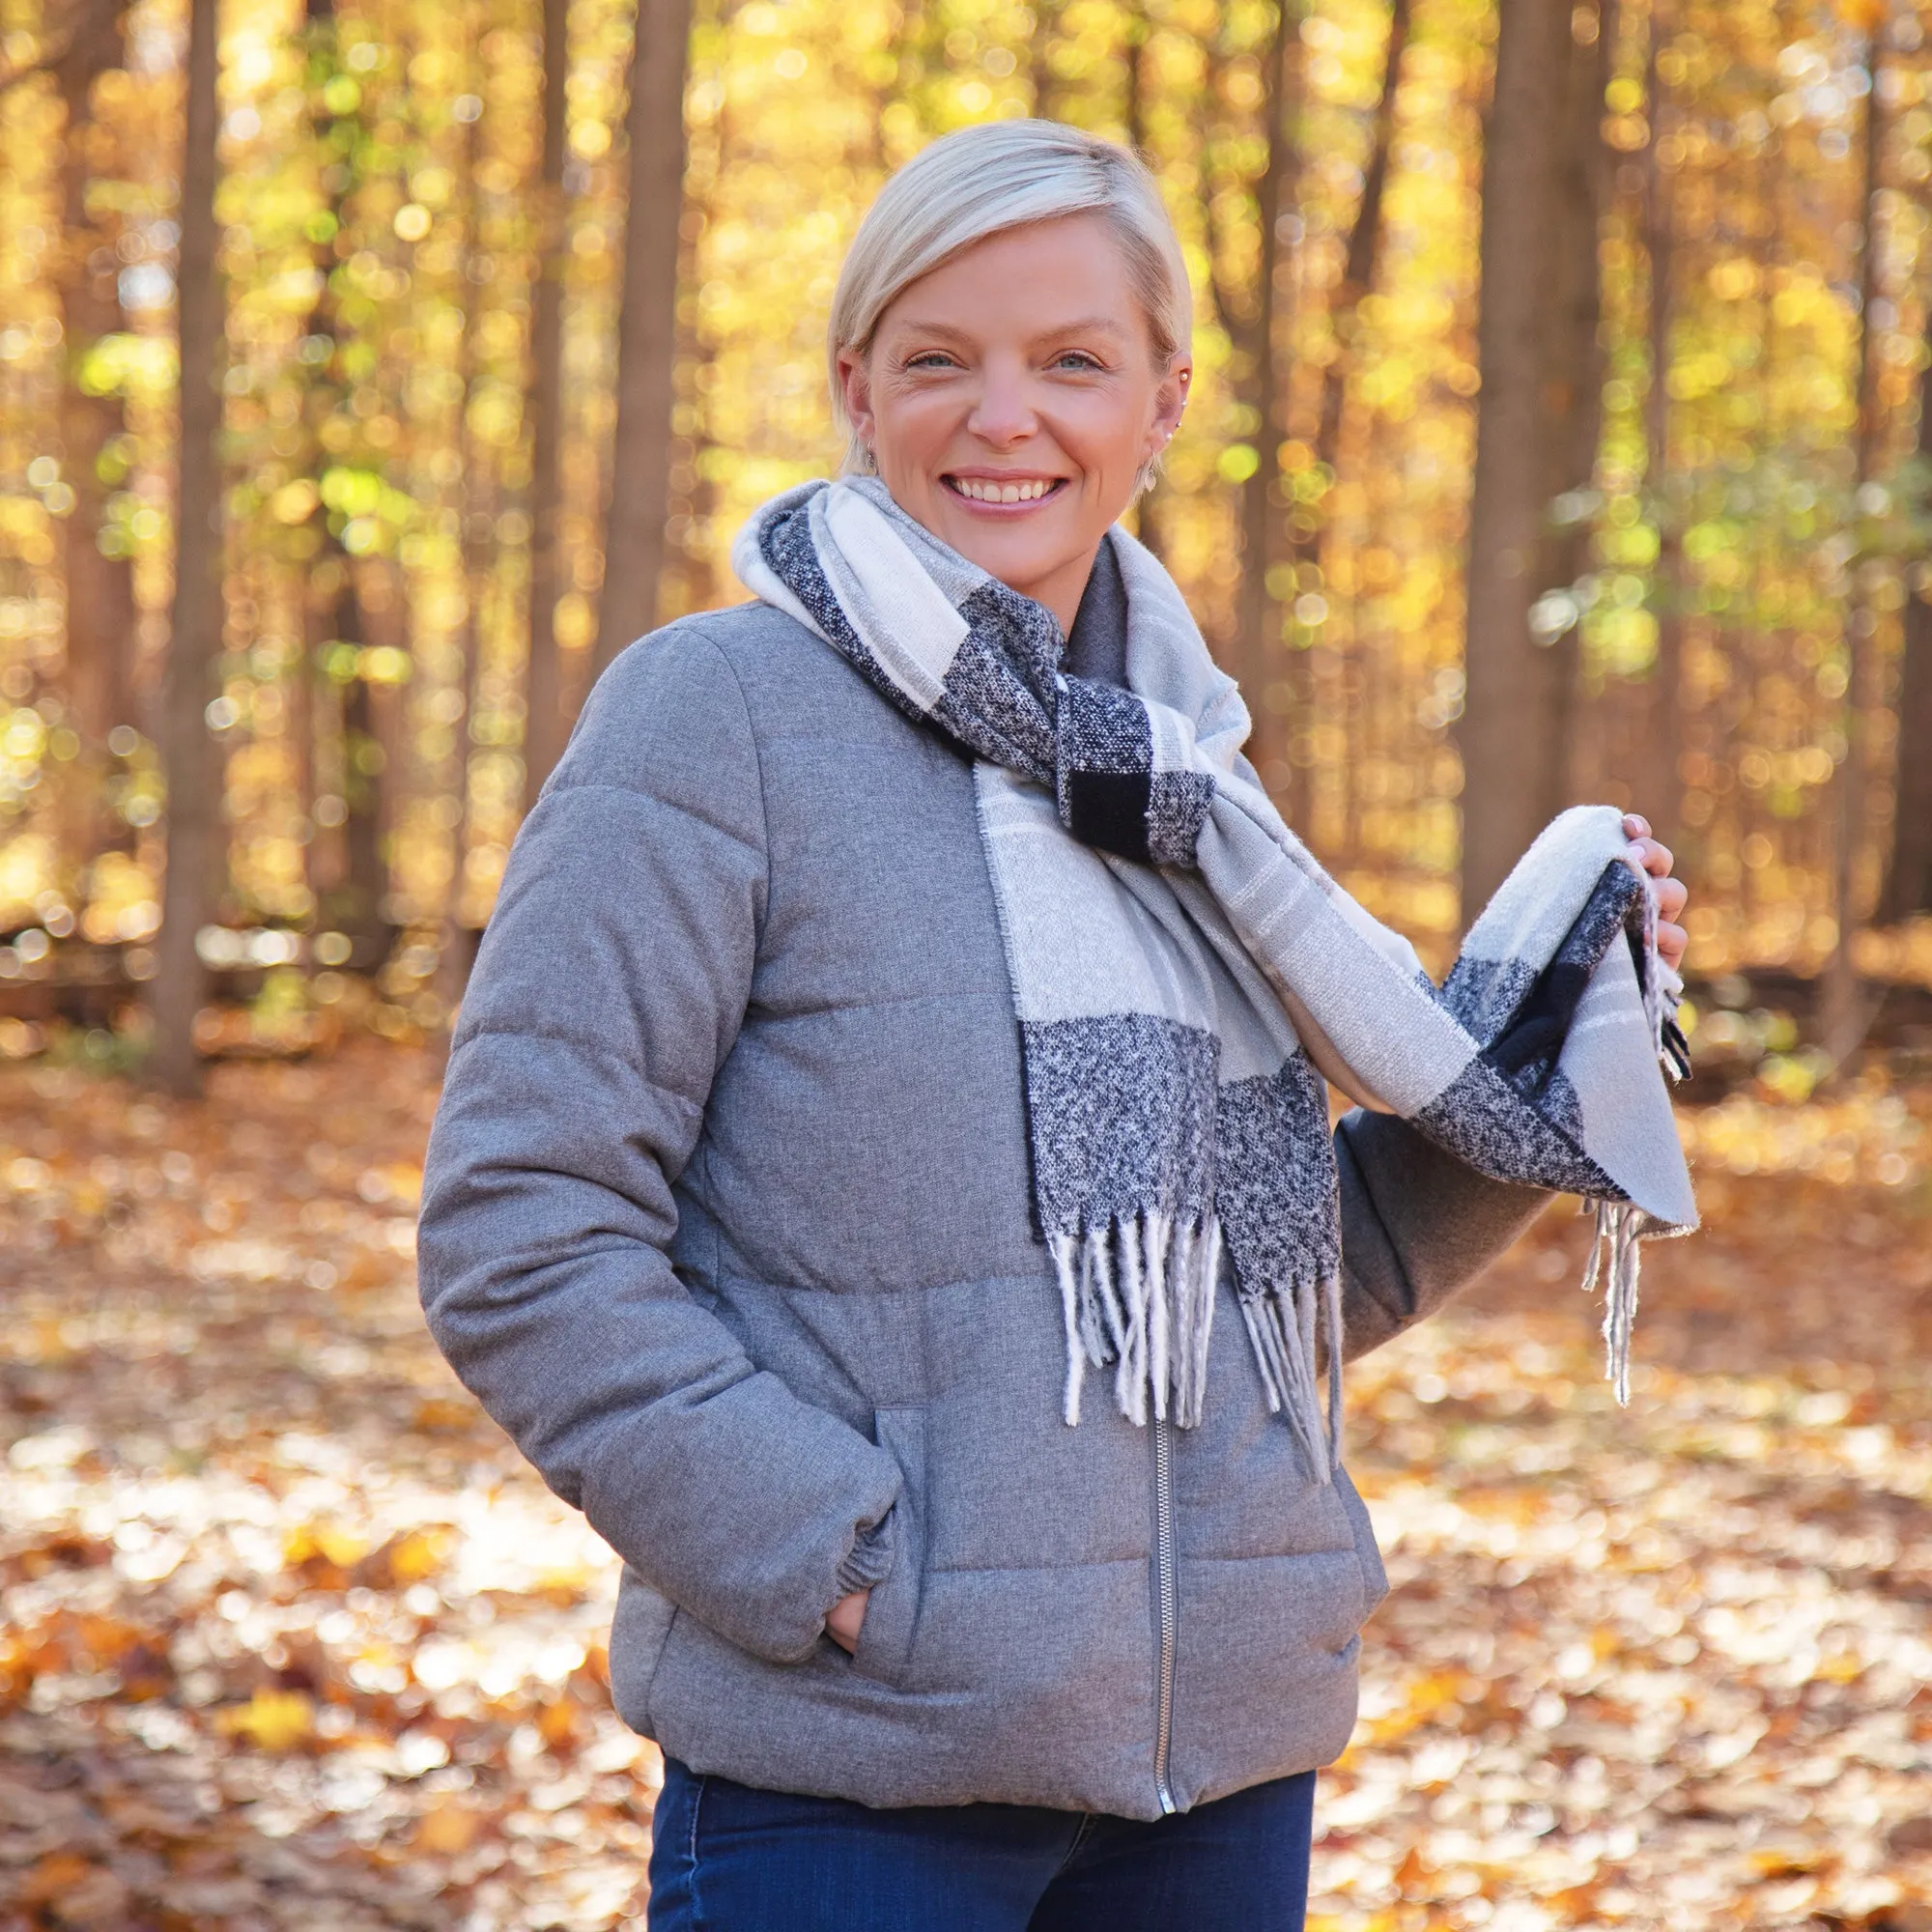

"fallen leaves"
[0,1046,652,1930]
[214,1689,318,1752]
[0,1045,1927,1929]
[1310,1112,1932,1931]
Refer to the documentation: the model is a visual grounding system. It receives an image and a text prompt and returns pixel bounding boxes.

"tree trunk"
[1640,0,1683,844]
[149,0,224,1097]
[1231,0,1304,795]
[1302,0,1409,510]
[327,590,391,966]
[436,70,497,1047]
[1124,0,1170,562]
[298,0,382,958]
[1455,0,1574,921]
[1821,29,1890,1062]
[1879,347,1932,923]
[340,665,388,966]
[1536,0,1615,815]
[590,0,693,684]
[54,3,139,877]
[520,0,572,809]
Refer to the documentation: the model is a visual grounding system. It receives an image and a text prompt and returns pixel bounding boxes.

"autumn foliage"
[1,1047,1929,1927]
[4,0,1932,1921]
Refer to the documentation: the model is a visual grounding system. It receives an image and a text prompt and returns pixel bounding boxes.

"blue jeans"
[646,1756,1314,1930]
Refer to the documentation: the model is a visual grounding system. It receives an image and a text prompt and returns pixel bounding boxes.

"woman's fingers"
[1627,833,1675,881]
[1623,816,1689,970]
[826,1588,870,1655]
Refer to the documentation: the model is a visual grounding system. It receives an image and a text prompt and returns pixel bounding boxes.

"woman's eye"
[903,352,957,370]
[1052,351,1104,372]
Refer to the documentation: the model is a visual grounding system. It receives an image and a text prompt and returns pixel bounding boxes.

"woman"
[418,121,1692,1930]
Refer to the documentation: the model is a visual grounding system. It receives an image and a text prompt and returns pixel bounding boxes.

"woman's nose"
[965,367,1037,446]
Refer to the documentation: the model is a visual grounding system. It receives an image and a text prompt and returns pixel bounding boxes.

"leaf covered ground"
[1,1045,1928,1931]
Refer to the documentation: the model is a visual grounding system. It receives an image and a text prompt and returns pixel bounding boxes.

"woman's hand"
[827,1589,870,1655]
[1623,813,1688,975]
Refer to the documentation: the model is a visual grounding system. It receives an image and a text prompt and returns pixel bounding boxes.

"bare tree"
[1879,336,1932,923]
[519,0,573,809]
[1639,0,1683,843]
[1300,0,1410,525]
[295,0,392,967]
[1455,0,1575,918]
[1535,0,1617,811]
[434,70,498,1043]
[590,0,694,684]
[52,0,139,871]
[1122,1,1171,561]
[1821,18,1892,1063]
[1228,0,1304,793]
[149,0,224,1096]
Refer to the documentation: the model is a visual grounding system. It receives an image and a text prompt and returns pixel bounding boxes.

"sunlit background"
[1,0,1930,1923]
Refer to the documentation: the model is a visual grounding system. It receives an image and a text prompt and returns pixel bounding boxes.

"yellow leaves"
[1217,443,1262,484]
[1676,1083,1924,1183]
[1707,256,1761,301]
[1666,348,1737,403]
[1357,1666,1484,1747]
[413,1796,482,1852]
[364,1526,452,1587]
[270,478,319,525]
[215,1688,316,1751]
[73,331,177,400]
[413,1393,478,1433]
[538,1691,584,1748]
[555,590,596,650]
[284,1520,372,1572]
[357,1160,423,1206]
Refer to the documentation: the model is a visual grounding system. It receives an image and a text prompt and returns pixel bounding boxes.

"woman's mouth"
[942,475,1068,508]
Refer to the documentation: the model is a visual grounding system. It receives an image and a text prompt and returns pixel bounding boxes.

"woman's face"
[838,214,1191,634]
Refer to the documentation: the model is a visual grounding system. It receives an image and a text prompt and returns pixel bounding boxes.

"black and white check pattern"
[735,479,1698,1471]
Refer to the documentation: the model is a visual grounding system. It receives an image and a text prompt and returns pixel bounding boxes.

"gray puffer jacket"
[416,584,1549,1822]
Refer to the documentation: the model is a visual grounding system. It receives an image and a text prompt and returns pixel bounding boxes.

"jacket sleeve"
[1334,1109,1554,1363]
[416,621,902,1666]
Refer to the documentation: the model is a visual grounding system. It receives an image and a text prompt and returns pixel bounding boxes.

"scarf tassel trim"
[1048,1214,1343,1483]
[1577,866,1675,1408]
[1580,1197,1646,1407]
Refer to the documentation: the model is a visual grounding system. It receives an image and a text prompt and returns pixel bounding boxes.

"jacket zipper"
[1152,1413,1179,1814]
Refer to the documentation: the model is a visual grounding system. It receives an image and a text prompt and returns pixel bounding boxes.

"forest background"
[3,0,1932,1926]
[1,0,1931,1080]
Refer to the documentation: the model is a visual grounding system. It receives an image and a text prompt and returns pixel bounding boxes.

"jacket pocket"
[608,1567,679,1736]
[1331,1466,1390,1623]
[850,1406,925,1687]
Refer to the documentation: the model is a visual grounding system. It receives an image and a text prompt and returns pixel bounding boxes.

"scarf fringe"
[1237,1271,1344,1484]
[1580,1197,1645,1406]
[1048,1212,1221,1435]
[1051,1214,1341,1483]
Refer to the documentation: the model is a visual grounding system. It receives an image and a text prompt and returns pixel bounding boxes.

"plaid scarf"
[735,478,1697,1477]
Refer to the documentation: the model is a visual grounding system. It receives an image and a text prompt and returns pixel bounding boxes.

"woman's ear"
[1147,353,1192,461]
[838,348,878,467]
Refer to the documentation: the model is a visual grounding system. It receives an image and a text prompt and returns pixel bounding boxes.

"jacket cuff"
[833,1510,896,1597]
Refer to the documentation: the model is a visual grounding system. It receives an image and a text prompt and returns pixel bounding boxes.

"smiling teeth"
[953,477,1054,503]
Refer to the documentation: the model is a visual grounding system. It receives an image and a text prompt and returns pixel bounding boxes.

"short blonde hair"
[828,120,1192,476]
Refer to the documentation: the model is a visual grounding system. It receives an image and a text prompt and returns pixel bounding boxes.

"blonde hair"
[828,120,1192,476]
